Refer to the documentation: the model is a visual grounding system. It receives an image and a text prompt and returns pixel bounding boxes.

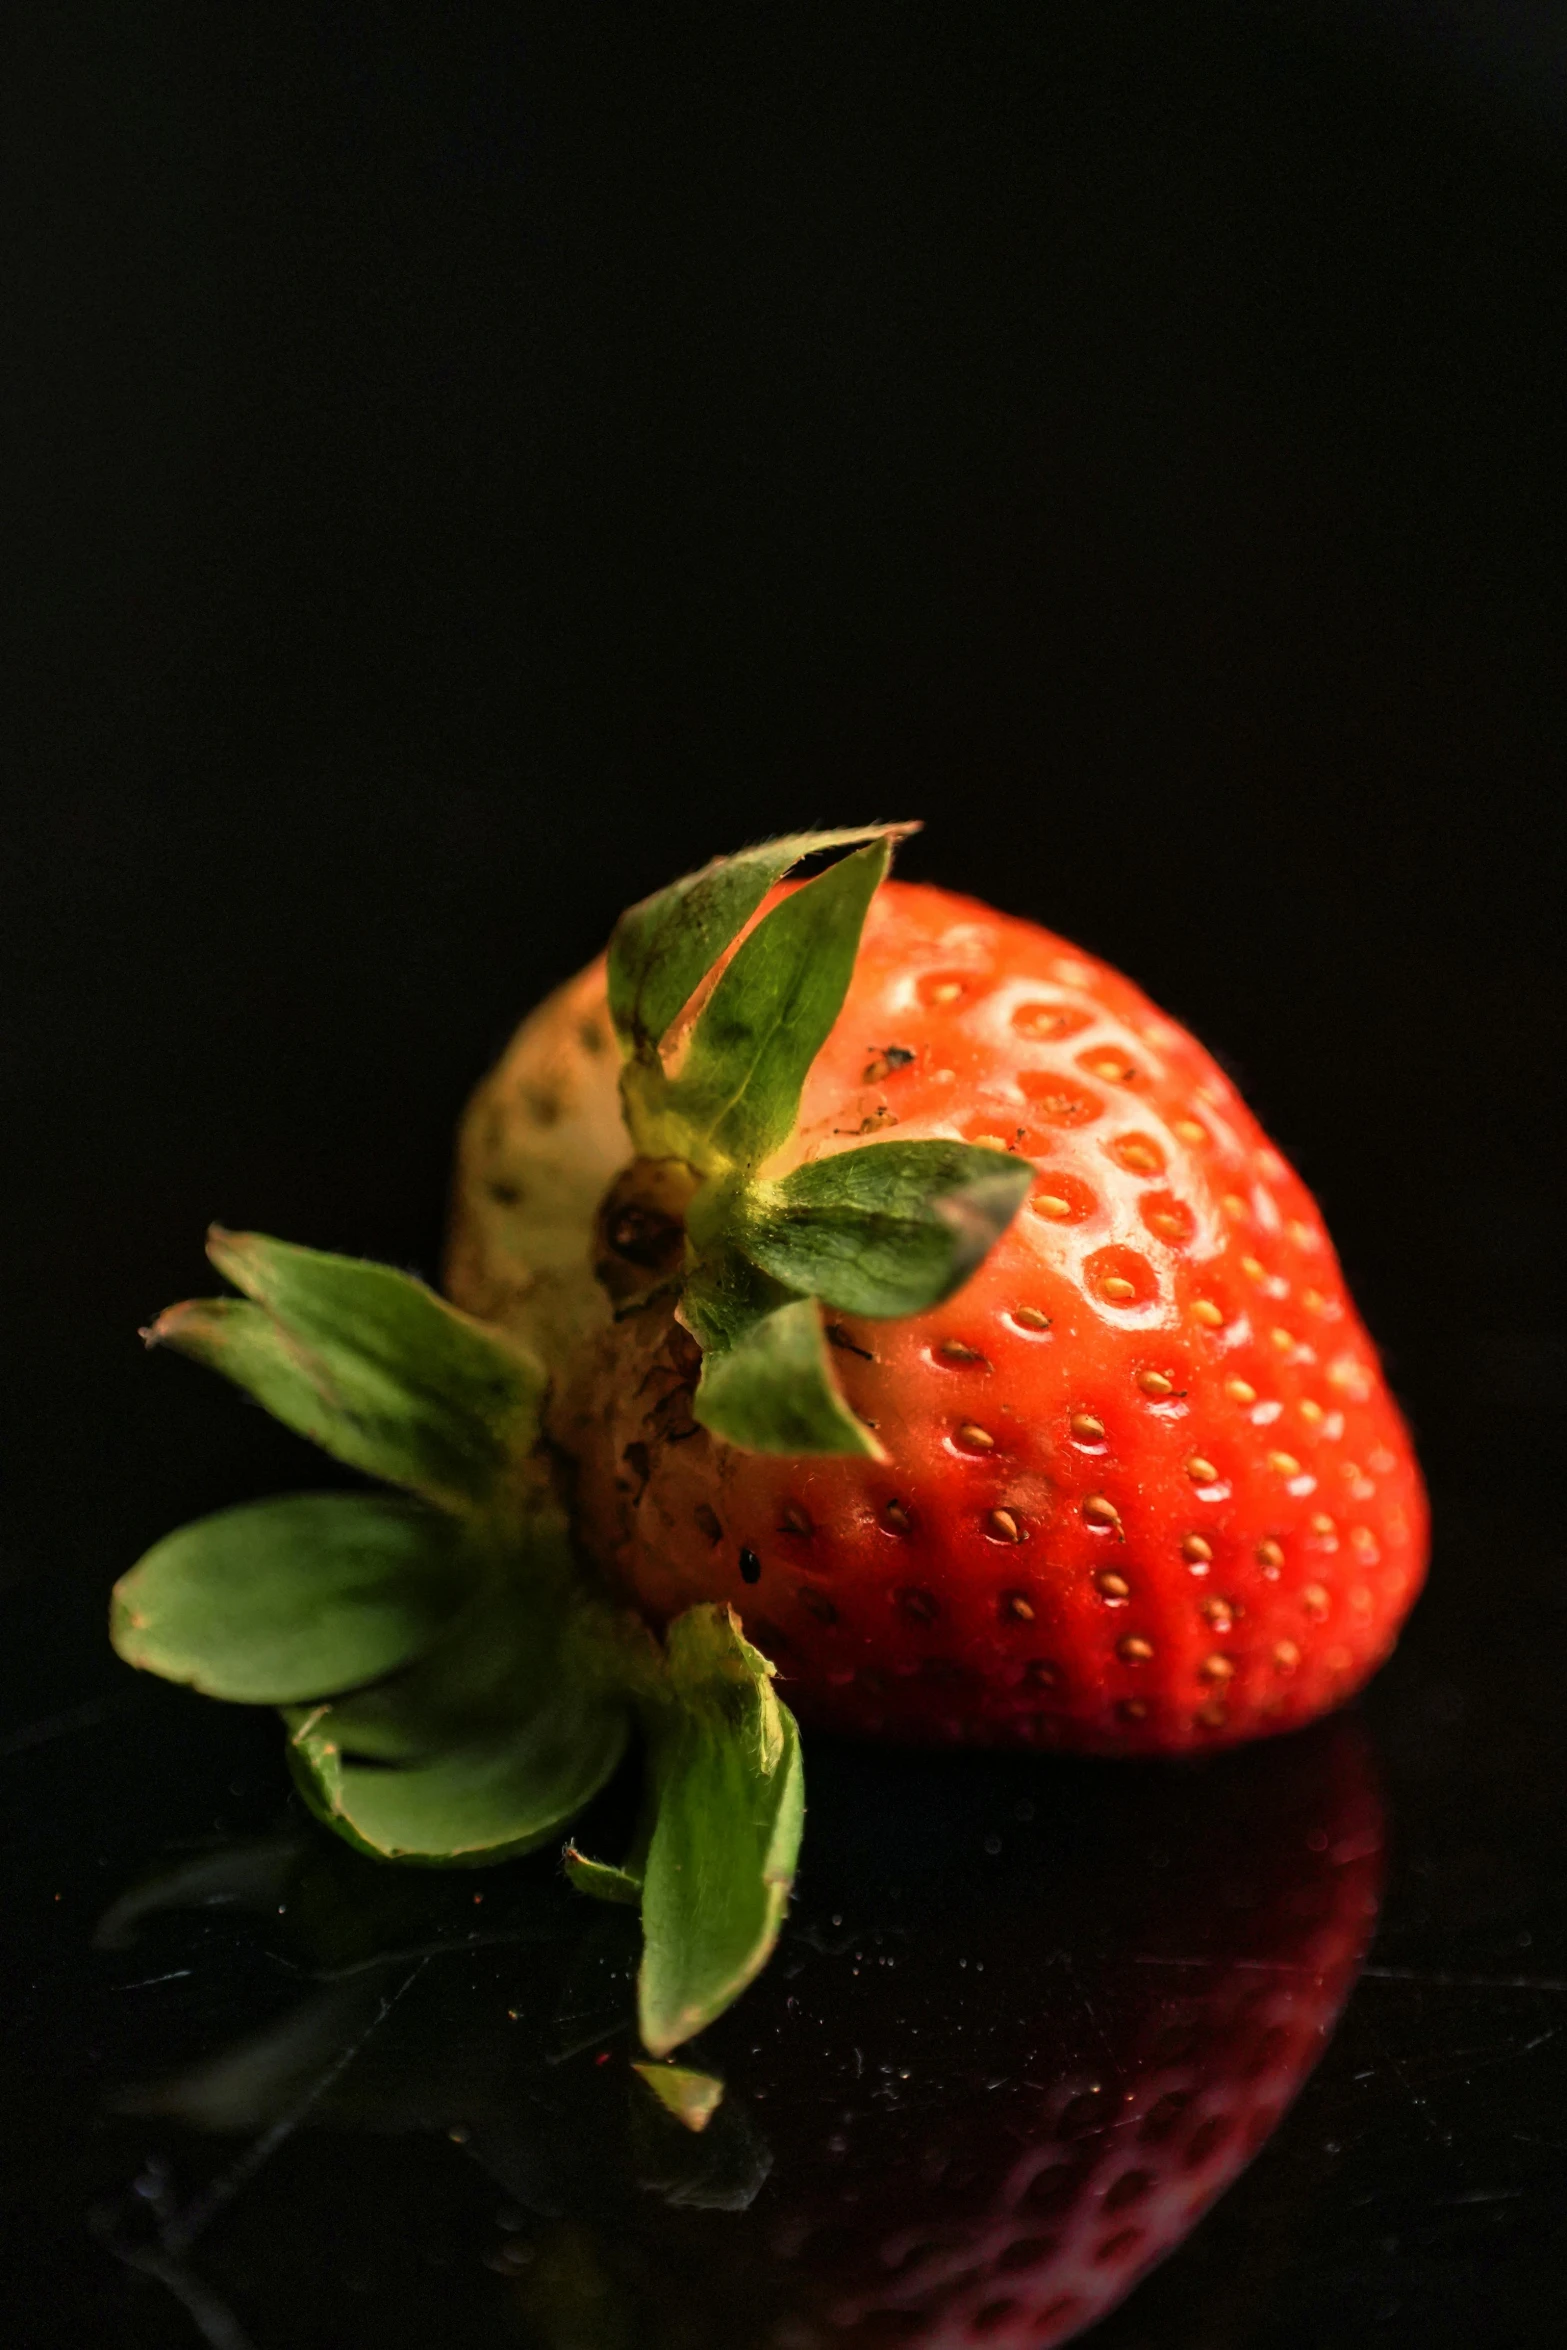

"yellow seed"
[1268,1450,1302,1477]
[1137,1369,1175,1397]
[969,1133,1012,1152]
[1200,1653,1235,1682]
[1032,1193,1073,1219]
[1301,1583,1330,1621]
[1195,1698,1228,1728]
[1272,1640,1300,1672]
[1299,1397,1325,1424]
[1325,1644,1354,1674]
[1191,1299,1225,1328]
[1201,1596,1235,1630]
[1173,1118,1208,1145]
[988,1507,1023,1543]
[1102,1275,1137,1302]
[1350,1584,1374,1616]
[1302,1288,1328,1314]
[1118,1697,1149,1722]
[1186,1456,1219,1485]
[1256,1537,1285,1574]
[939,1338,984,1363]
[958,1421,995,1451]
[1241,1255,1266,1281]
[1222,1192,1249,1219]
[1095,1569,1131,1600]
[929,979,964,1004]
[1309,1512,1336,1535]
[1001,1590,1035,1621]
[1271,1326,1295,1352]
[1118,1635,1154,1664]
[1181,1533,1214,1565]
[1011,1306,1051,1331]
[1116,1138,1162,1173]
[1083,1493,1121,1527]
[1070,1413,1106,1443]
[1146,1209,1190,1241]
[884,1501,912,1534]
[1224,1376,1257,1405]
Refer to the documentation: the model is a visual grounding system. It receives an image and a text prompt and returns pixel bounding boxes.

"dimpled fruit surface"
[460,880,1428,1755]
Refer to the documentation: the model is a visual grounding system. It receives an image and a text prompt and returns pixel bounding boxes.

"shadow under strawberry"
[99,1713,1382,2350]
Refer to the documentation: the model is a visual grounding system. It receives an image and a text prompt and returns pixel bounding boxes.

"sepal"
[149,1229,545,1513]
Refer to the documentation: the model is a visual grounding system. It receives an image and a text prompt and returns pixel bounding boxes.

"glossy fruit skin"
[534,879,1427,1756]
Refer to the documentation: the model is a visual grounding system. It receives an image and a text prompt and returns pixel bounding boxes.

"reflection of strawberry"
[575,1715,1385,2350]
[458,872,1426,1753]
[99,1718,1382,2350]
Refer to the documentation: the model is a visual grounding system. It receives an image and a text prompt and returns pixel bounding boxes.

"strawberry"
[115,824,1424,2058]
[455,839,1427,1755]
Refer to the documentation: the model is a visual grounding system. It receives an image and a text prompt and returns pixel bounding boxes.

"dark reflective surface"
[9,5,1567,2343]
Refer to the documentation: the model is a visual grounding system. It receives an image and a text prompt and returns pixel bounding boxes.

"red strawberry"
[460,861,1426,1755]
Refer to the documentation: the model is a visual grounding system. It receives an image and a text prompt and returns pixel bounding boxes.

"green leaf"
[149,1229,545,1512]
[111,1493,471,1704]
[564,1846,645,1906]
[606,824,915,1055]
[737,1141,1034,1317]
[652,839,892,1171]
[637,1604,805,2056]
[632,2062,725,2132]
[692,1296,882,1458]
[288,1679,630,1866]
[280,1513,584,1763]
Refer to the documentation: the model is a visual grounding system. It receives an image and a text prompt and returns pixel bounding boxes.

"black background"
[5,6,1566,2345]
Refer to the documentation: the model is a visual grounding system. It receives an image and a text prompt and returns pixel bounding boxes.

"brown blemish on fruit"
[956,1420,995,1452]
[1190,1299,1225,1329]
[1000,1590,1035,1620]
[898,1587,941,1623]
[1070,1413,1106,1444]
[694,1504,723,1545]
[987,1508,1024,1543]
[1010,1306,1051,1332]
[1095,1569,1131,1602]
[1225,1376,1258,1405]
[825,1322,874,1360]
[1301,1583,1330,1621]
[1272,1639,1300,1672]
[883,1500,913,1535]
[1018,1072,1104,1127]
[1137,1369,1175,1397]
[1185,1455,1219,1485]
[1083,1494,1122,1530]
[1181,1533,1213,1567]
[1117,1635,1154,1664]
[1256,1537,1285,1575]
[862,1045,915,1082]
